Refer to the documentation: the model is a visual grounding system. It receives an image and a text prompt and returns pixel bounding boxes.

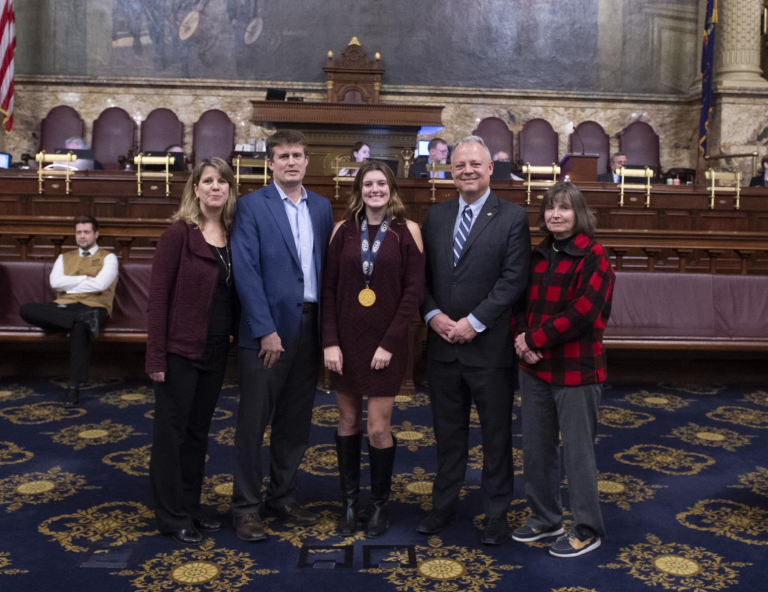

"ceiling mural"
[16,0,699,94]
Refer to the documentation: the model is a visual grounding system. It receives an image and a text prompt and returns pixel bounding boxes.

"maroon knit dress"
[321,218,424,398]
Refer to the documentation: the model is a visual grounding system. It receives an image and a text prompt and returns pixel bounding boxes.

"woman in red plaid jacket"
[511,182,615,558]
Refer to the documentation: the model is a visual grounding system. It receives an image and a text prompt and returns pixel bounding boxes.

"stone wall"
[10,76,704,172]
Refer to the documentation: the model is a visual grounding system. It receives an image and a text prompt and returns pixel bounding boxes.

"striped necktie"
[453,205,473,266]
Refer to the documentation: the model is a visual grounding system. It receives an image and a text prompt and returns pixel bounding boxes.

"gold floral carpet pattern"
[0,377,766,591]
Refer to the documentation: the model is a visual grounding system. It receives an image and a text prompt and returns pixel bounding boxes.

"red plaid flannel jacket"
[515,233,615,386]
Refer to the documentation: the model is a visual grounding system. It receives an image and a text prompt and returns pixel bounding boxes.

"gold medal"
[358,287,376,307]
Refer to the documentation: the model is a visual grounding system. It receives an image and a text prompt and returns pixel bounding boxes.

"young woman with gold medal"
[322,160,424,538]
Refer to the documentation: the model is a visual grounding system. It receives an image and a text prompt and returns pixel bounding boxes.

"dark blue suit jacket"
[232,182,334,350]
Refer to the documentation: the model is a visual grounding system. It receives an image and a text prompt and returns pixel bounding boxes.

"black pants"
[232,307,320,516]
[149,335,229,533]
[19,302,108,386]
[427,359,516,518]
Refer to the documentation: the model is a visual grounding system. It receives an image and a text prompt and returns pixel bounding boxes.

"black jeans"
[19,302,108,386]
[149,335,229,533]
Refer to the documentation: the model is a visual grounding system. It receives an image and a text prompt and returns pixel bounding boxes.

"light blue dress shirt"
[276,183,317,302]
[424,188,491,333]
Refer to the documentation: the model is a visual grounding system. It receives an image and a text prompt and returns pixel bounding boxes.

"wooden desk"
[2,170,767,234]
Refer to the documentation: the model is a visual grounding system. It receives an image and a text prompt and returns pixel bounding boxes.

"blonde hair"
[172,158,238,231]
[346,161,406,225]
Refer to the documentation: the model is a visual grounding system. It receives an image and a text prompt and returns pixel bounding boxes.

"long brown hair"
[171,158,238,231]
[346,160,406,224]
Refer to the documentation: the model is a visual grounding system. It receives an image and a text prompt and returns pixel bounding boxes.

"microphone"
[572,126,586,155]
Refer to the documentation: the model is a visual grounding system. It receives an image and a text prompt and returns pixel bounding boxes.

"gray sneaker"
[511,524,564,542]
[549,532,602,557]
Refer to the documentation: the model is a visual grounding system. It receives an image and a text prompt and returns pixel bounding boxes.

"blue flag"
[699,0,718,156]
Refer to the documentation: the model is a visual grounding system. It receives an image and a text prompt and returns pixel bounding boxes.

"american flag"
[1,0,15,133]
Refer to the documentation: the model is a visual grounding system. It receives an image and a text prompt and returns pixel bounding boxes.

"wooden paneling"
[2,171,767,234]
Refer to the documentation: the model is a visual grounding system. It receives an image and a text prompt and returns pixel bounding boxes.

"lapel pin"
[487,212,493,216]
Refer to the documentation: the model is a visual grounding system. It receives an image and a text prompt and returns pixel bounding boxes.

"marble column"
[715,0,768,88]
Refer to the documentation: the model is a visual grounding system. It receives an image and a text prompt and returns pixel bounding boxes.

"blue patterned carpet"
[1,376,767,592]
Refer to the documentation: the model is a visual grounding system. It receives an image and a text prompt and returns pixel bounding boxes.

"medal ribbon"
[360,216,390,288]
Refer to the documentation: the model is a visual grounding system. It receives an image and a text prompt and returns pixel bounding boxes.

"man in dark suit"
[418,136,531,545]
[749,154,768,187]
[409,137,452,179]
[231,129,334,542]
[597,152,627,183]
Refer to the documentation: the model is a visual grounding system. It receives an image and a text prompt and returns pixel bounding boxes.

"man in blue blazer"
[231,130,334,542]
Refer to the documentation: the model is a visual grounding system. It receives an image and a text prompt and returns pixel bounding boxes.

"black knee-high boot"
[365,434,397,538]
[335,431,362,535]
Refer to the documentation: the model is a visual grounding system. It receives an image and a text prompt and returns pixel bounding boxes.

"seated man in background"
[409,138,452,179]
[749,154,768,187]
[20,216,119,407]
[492,151,524,181]
[61,137,102,170]
[597,152,627,183]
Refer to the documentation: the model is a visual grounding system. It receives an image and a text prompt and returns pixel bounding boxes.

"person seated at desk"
[597,152,627,183]
[409,138,451,179]
[19,216,118,408]
[57,137,103,171]
[143,144,187,172]
[339,141,370,177]
[492,151,524,181]
[749,155,768,187]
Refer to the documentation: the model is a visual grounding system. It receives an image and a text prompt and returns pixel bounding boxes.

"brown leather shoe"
[266,501,319,526]
[234,513,267,542]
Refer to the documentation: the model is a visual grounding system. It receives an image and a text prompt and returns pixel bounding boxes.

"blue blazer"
[231,182,334,350]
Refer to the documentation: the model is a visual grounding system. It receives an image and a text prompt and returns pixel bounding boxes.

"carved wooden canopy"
[323,37,384,104]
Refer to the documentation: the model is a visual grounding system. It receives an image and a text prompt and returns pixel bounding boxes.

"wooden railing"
[2,215,767,275]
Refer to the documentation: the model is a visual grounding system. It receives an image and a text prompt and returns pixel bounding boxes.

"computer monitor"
[54,148,95,170]
[490,160,512,180]
[369,158,400,176]
[266,88,287,101]
[417,140,430,156]
[55,148,95,160]
[0,152,9,169]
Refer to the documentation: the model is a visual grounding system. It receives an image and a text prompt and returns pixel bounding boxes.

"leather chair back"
[92,107,136,170]
[192,109,235,163]
[519,118,558,166]
[472,117,513,162]
[618,121,661,174]
[39,106,85,153]
[140,108,184,153]
[570,121,610,175]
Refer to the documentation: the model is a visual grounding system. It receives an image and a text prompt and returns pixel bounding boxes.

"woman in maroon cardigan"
[512,182,615,558]
[322,161,424,538]
[146,157,238,545]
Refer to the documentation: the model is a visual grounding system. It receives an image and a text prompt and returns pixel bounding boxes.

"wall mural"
[17,0,699,95]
